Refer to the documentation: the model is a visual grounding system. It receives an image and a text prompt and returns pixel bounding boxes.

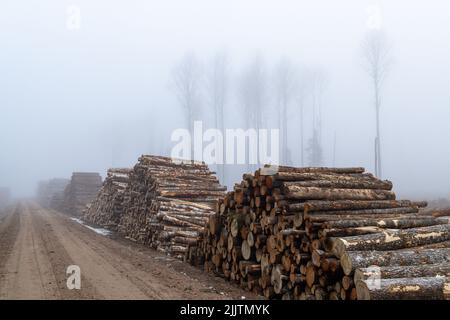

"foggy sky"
[1,0,450,200]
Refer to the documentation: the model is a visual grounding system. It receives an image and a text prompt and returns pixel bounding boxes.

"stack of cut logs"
[61,172,102,216]
[191,165,450,300]
[118,155,226,259]
[37,178,70,209]
[82,168,131,230]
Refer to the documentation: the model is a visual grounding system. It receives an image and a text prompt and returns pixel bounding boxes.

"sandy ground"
[0,202,256,300]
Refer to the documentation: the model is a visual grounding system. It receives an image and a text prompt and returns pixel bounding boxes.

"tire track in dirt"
[34,206,151,299]
[1,202,256,300]
[0,205,21,276]
[36,206,256,299]
[0,204,60,299]
[29,204,100,299]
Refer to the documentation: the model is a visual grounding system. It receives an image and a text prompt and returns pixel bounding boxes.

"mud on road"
[0,202,256,300]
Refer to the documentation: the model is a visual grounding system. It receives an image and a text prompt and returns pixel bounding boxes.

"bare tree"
[238,55,267,170]
[295,67,311,167]
[361,31,392,177]
[307,127,323,166]
[171,53,202,140]
[206,52,229,182]
[307,69,327,166]
[274,58,297,165]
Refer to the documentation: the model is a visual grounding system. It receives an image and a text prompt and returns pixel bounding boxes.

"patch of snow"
[70,217,111,236]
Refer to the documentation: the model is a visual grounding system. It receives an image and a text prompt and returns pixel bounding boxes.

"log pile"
[49,191,66,211]
[191,165,450,300]
[82,168,131,230]
[118,155,226,259]
[61,172,102,216]
[37,178,69,209]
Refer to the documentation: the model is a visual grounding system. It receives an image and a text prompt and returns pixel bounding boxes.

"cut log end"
[356,280,371,300]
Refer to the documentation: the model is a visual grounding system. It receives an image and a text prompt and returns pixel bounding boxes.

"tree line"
[170,31,392,181]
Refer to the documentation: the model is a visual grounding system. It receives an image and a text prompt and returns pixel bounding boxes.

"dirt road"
[0,202,255,300]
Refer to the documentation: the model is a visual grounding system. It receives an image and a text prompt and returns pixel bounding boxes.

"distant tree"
[307,127,323,166]
[238,55,267,169]
[171,53,203,140]
[361,31,392,177]
[295,67,311,167]
[274,58,297,165]
[307,69,327,166]
[206,52,229,182]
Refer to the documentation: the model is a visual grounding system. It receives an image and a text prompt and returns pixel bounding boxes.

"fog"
[1,0,449,200]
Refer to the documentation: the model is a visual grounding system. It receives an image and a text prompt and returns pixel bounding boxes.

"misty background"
[1,0,449,200]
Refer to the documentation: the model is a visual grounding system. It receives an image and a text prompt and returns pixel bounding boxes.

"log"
[419,208,450,217]
[323,217,446,229]
[307,214,433,223]
[282,186,395,201]
[328,224,450,258]
[320,226,384,238]
[247,231,255,247]
[356,277,450,300]
[242,240,252,260]
[261,165,365,175]
[304,200,414,212]
[306,207,418,217]
[339,248,450,276]
[271,264,288,294]
[282,179,393,190]
[354,263,450,283]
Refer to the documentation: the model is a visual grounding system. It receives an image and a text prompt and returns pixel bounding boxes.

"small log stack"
[37,178,69,209]
[191,165,450,300]
[82,168,131,230]
[61,172,103,216]
[118,155,226,259]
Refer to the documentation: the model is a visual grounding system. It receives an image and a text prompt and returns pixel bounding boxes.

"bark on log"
[284,200,414,212]
[323,217,446,229]
[282,186,395,201]
[242,240,252,260]
[354,263,450,283]
[320,226,385,238]
[306,207,418,217]
[356,277,450,300]
[282,179,392,191]
[261,165,365,175]
[328,224,450,258]
[339,248,450,276]
[419,208,450,217]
